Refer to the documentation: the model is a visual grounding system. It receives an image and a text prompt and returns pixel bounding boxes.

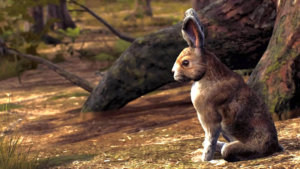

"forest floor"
[1,0,300,168]
[1,54,300,169]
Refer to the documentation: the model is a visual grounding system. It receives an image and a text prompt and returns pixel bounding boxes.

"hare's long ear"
[182,8,205,49]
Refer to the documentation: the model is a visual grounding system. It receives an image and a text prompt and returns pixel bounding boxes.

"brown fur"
[172,8,283,162]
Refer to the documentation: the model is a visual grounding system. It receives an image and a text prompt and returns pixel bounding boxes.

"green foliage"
[0,134,39,169]
[92,39,130,62]
[114,39,131,54]
[58,27,81,43]
[0,98,41,169]
[94,53,115,61]
[0,0,62,81]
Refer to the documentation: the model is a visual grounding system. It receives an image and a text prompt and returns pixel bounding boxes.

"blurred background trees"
[47,0,77,30]
[0,0,189,82]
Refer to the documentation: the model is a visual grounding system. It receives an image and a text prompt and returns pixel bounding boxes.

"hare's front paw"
[191,155,217,163]
[192,150,211,162]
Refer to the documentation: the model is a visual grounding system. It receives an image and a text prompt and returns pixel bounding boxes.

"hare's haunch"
[172,8,284,162]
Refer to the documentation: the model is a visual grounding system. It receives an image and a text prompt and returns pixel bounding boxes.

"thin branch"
[69,0,136,43]
[0,42,94,93]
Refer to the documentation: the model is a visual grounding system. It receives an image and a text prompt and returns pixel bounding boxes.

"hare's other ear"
[181,8,205,49]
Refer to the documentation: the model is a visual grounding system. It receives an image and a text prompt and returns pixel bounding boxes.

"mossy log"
[81,0,277,118]
[247,0,300,120]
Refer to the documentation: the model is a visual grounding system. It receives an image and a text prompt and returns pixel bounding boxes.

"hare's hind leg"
[216,141,226,152]
[222,132,235,142]
[221,141,261,162]
[214,132,235,152]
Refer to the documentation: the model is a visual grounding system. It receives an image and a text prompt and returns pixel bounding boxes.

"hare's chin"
[174,76,191,82]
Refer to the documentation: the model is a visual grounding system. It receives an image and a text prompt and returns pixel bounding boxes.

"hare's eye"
[182,60,189,67]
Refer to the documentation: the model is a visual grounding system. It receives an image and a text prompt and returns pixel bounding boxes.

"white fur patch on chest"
[191,81,207,111]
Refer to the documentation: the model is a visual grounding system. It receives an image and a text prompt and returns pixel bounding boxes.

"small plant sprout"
[6,92,11,103]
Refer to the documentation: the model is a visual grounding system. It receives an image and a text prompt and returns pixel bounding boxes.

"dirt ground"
[1,1,300,167]
[1,53,300,169]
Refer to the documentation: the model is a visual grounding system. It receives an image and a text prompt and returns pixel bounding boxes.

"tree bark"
[247,0,300,120]
[145,0,153,17]
[59,0,76,29]
[27,5,44,34]
[49,0,76,30]
[81,0,277,119]
[134,0,153,17]
[47,4,58,30]
[25,4,61,45]
[191,0,211,11]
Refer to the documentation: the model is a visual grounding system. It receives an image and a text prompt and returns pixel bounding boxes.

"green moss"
[268,96,279,114]
[94,53,116,61]
[274,15,286,43]
[291,12,299,28]
[136,37,145,44]
[290,49,299,59]
[265,60,281,75]
[131,69,144,78]
[114,39,131,54]
[129,57,137,68]
[109,66,121,77]
[156,32,166,40]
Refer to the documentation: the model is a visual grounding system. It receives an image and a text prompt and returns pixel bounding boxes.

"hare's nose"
[172,70,175,74]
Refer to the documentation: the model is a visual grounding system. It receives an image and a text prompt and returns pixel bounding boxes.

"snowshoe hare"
[171,8,284,162]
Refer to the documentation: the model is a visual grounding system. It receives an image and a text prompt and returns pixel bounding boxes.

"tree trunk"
[27,6,44,34]
[50,0,76,30]
[60,0,76,29]
[81,0,277,119]
[26,4,61,45]
[46,0,76,30]
[191,0,211,11]
[134,0,153,17]
[247,0,300,121]
[47,4,57,30]
[145,0,153,17]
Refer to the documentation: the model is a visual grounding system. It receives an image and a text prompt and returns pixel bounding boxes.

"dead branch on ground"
[0,41,95,93]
